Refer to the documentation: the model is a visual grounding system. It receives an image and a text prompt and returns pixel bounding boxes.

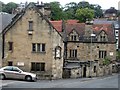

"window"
[4,66,12,71]
[8,42,13,51]
[99,31,108,42]
[70,49,77,58]
[8,61,13,66]
[31,62,45,71]
[32,43,36,52]
[100,35,106,41]
[94,66,96,73]
[71,35,77,41]
[12,67,20,72]
[99,50,107,58]
[55,46,61,59]
[28,21,33,31]
[32,43,46,52]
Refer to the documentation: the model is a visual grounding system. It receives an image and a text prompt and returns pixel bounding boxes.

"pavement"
[1,73,119,88]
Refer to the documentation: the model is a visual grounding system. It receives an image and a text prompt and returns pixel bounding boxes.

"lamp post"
[89,28,95,78]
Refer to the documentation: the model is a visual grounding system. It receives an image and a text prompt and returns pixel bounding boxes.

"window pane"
[8,42,13,51]
[36,63,40,71]
[29,21,33,30]
[32,43,36,52]
[41,63,45,71]
[37,44,40,52]
[75,50,77,57]
[31,62,35,71]
[42,44,45,52]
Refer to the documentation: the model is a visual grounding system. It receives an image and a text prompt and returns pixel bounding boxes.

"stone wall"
[3,6,64,79]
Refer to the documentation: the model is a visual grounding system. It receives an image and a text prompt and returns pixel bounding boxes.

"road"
[1,74,119,88]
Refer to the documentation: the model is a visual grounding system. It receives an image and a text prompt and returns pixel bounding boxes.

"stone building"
[52,20,116,78]
[2,2,116,79]
[2,3,64,79]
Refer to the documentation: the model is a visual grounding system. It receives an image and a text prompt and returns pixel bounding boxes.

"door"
[11,67,25,79]
[3,66,14,78]
[83,66,86,77]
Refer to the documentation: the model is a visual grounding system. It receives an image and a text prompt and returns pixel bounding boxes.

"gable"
[2,3,61,37]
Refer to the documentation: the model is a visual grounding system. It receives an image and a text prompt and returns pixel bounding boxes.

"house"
[2,2,116,79]
[52,20,116,78]
[2,3,64,79]
[104,7,118,20]
[94,19,120,51]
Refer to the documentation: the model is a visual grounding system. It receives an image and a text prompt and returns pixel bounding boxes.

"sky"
[1,0,120,10]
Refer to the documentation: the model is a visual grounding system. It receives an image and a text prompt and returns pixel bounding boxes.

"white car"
[0,66,37,81]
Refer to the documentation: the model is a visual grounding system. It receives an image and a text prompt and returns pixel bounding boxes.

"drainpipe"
[2,33,5,59]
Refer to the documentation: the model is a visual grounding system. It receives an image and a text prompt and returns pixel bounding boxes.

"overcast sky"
[2,0,120,9]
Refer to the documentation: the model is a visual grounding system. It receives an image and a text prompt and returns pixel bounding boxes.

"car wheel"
[0,74,6,80]
[25,76,32,81]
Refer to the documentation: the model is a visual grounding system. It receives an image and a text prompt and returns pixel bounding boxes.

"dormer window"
[71,35,77,41]
[98,31,108,42]
[69,30,79,41]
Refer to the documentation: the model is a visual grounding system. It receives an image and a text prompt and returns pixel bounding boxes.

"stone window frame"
[32,43,46,53]
[99,50,107,59]
[55,46,62,59]
[98,30,108,42]
[28,21,33,31]
[8,41,13,51]
[69,49,77,58]
[31,62,45,72]
[68,30,79,41]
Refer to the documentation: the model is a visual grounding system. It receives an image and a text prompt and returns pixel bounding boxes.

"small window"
[32,43,36,52]
[42,44,45,52]
[70,49,77,58]
[99,50,107,59]
[8,42,13,51]
[94,66,96,73]
[28,21,33,31]
[55,46,61,59]
[8,61,13,66]
[32,43,46,52]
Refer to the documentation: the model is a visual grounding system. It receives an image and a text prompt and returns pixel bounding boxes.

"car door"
[3,66,14,79]
[12,67,25,80]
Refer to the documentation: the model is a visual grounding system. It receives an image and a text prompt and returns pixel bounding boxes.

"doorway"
[83,66,87,77]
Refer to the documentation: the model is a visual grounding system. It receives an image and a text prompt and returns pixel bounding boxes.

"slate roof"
[93,24,115,43]
[51,20,115,43]
[0,12,14,33]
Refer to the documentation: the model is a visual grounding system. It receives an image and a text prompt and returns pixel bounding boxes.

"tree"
[77,1,103,18]
[50,1,65,20]
[2,2,18,14]
[75,8,94,23]
[78,1,90,8]
[0,1,5,12]
[64,2,78,19]
[93,4,103,18]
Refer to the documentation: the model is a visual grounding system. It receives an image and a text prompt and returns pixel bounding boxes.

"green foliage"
[50,1,65,20]
[2,2,18,14]
[0,1,5,12]
[103,57,110,66]
[116,51,120,61]
[75,8,94,23]
[64,2,78,19]
[63,1,103,21]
